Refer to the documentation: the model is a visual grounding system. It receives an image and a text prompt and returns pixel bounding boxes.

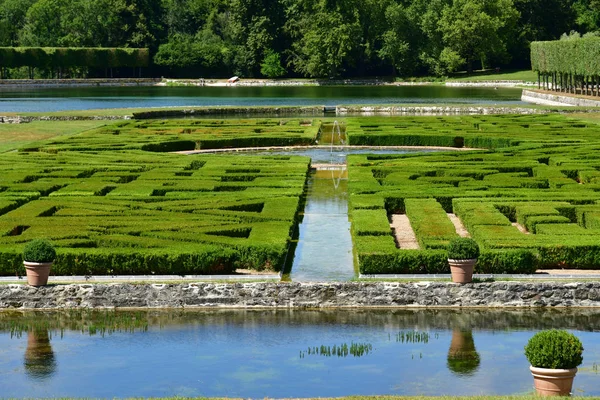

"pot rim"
[530,365,578,375]
[23,261,54,267]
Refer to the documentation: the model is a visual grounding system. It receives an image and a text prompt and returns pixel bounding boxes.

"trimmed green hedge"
[348,114,600,274]
[531,38,600,75]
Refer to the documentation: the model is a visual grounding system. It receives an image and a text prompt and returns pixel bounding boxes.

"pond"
[0,309,598,398]
[0,85,524,113]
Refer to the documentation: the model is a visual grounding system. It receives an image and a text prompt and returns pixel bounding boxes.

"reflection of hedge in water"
[347,114,600,273]
[0,310,149,337]
[2,309,599,333]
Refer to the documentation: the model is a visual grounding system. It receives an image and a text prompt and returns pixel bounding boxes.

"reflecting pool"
[0,85,524,112]
[0,309,598,398]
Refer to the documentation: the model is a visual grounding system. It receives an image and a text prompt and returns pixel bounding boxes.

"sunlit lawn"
[0,120,106,152]
[448,69,538,82]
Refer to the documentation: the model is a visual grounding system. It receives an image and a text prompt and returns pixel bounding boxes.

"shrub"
[447,237,480,260]
[23,239,56,263]
[524,330,584,369]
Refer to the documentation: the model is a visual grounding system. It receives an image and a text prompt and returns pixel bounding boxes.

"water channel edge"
[1,281,600,309]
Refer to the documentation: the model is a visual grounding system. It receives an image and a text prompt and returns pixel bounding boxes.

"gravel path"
[390,215,419,249]
[512,222,530,234]
[448,214,470,237]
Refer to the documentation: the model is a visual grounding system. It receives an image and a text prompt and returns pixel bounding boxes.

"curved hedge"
[0,47,149,69]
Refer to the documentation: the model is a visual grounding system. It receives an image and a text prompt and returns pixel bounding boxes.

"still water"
[288,169,354,281]
[0,85,524,113]
[0,309,598,398]
[235,148,439,281]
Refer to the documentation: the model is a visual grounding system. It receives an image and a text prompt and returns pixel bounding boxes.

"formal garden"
[2,114,600,279]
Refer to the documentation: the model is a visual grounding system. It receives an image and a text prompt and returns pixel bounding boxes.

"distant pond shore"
[0,77,531,89]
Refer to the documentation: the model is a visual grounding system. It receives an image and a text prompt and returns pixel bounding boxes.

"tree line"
[0,0,599,79]
[531,35,600,95]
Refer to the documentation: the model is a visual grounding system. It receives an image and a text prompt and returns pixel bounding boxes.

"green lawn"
[447,69,538,82]
[0,120,107,153]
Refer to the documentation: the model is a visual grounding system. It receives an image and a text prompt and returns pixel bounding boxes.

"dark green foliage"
[524,330,584,369]
[23,239,56,263]
[477,250,537,274]
[447,238,480,260]
[0,47,149,69]
[359,251,449,274]
[531,38,600,75]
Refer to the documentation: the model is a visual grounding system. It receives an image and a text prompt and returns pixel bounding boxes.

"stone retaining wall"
[335,105,551,115]
[132,106,325,119]
[1,281,599,309]
[0,115,130,124]
[522,89,600,107]
[0,78,160,88]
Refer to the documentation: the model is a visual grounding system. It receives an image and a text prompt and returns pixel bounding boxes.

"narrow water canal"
[237,147,441,281]
[289,167,354,281]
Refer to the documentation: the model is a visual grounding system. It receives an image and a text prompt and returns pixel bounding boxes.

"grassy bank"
[0,120,107,153]
[446,70,538,82]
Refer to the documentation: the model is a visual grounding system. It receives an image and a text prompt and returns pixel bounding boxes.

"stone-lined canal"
[230,147,442,281]
[0,309,598,398]
[0,85,524,112]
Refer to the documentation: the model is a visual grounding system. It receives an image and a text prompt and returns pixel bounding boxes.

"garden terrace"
[345,114,600,274]
[0,147,310,276]
[6,114,600,278]
[27,118,320,153]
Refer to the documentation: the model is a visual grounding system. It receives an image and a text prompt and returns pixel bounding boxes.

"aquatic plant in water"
[391,330,437,343]
[299,342,373,358]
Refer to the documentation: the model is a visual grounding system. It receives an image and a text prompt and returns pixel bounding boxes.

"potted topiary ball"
[23,239,56,286]
[447,237,480,283]
[524,329,584,396]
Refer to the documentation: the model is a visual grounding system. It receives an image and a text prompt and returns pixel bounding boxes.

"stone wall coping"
[1,281,599,309]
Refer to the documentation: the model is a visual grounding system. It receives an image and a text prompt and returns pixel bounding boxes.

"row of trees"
[531,35,600,96]
[0,0,599,78]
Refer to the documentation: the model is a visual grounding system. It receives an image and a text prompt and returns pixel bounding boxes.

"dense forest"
[0,0,599,78]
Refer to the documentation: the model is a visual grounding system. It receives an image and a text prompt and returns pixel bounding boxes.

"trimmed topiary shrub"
[447,237,480,260]
[23,239,56,263]
[524,330,584,369]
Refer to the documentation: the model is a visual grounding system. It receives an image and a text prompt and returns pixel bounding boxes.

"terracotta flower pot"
[530,365,577,396]
[448,258,476,283]
[23,261,52,286]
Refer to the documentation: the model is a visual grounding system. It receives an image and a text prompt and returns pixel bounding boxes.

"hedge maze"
[346,114,600,274]
[0,120,313,275]
[29,118,320,153]
[5,114,600,277]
